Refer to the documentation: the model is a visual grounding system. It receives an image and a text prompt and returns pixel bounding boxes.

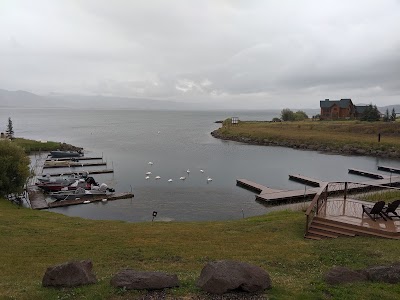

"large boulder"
[324,267,367,285]
[110,269,179,290]
[365,263,400,284]
[196,260,271,295]
[42,260,97,287]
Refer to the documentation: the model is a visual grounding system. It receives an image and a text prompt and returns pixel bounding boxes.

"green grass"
[360,190,400,203]
[215,120,400,154]
[11,138,61,154]
[1,199,400,299]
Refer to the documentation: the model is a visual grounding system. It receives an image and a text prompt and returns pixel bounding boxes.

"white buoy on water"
[155,176,161,180]
[146,171,152,175]
[148,162,153,165]
[83,200,90,204]
[179,176,186,180]
[207,177,213,182]
[200,169,204,173]
[186,169,190,174]
[168,179,173,182]
[145,176,150,180]
[102,199,107,202]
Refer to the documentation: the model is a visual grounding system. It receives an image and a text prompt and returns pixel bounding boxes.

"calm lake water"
[2,108,400,222]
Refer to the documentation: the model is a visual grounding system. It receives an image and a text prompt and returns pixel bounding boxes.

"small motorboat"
[51,183,115,201]
[36,176,97,192]
[50,150,83,158]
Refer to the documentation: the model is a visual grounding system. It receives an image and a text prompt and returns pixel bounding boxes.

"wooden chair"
[362,201,387,221]
[382,200,400,219]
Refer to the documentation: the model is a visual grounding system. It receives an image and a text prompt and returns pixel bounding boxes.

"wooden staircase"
[305,217,400,240]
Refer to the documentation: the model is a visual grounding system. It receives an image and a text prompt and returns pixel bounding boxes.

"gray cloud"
[1,0,400,108]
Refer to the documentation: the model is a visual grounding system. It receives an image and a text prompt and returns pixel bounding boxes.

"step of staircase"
[304,234,322,240]
[313,217,400,239]
[310,224,356,237]
[307,228,338,239]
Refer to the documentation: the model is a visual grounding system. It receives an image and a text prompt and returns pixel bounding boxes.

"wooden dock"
[43,162,107,169]
[28,188,134,210]
[288,174,324,187]
[47,193,134,209]
[46,157,103,161]
[27,186,49,209]
[239,172,400,204]
[377,165,400,174]
[236,179,281,194]
[256,188,319,203]
[45,169,114,176]
[348,168,387,179]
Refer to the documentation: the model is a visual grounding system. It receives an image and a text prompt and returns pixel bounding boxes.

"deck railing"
[305,182,329,235]
[304,180,400,235]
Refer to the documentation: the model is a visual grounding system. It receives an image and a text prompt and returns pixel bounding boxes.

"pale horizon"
[1,0,400,109]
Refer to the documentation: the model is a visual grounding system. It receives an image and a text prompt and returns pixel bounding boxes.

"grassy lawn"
[1,199,400,299]
[10,138,61,154]
[215,120,400,154]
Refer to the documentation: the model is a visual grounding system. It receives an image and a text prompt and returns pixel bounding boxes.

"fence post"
[344,182,347,200]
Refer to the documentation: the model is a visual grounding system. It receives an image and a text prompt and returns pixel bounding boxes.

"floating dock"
[256,188,319,203]
[46,157,103,161]
[47,193,134,209]
[45,169,114,176]
[43,162,107,169]
[348,168,387,179]
[239,172,400,204]
[377,165,400,174]
[236,179,281,194]
[27,186,134,210]
[288,174,324,187]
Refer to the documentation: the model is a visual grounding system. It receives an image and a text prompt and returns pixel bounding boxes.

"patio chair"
[382,200,400,219]
[362,201,387,221]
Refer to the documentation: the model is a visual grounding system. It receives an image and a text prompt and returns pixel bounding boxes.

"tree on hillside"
[0,141,30,196]
[360,104,380,122]
[281,109,295,121]
[5,117,14,139]
[383,108,390,122]
[294,110,309,121]
[391,108,397,121]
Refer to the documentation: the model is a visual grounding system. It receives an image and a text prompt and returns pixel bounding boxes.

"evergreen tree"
[391,108,396,121]
[5,117,14,139]
[360,104,380,122]
[384,108,390,122]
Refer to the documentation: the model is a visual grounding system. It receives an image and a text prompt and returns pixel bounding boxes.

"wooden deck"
[27,186,49,209]
[307,198,400,240]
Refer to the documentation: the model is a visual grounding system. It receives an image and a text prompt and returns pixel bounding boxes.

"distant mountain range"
[0,88,399,112]
[0,89,201,110]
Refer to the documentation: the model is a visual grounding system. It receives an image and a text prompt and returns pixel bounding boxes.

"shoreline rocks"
[211,130,400,159]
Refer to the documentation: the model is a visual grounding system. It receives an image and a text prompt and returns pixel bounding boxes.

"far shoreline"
[211,120,400,160]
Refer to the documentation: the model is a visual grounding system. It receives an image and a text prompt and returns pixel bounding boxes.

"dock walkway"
[46,169,114,176]
[348,168,387,179]
[43,162,107,169]
[236,179,281,194]
[378,165,400,174]
[288,174,324,187]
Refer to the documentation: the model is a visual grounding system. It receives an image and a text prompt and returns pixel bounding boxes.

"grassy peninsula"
[1,200,400,299]
[212,120,400,159]
[9,138,82,154]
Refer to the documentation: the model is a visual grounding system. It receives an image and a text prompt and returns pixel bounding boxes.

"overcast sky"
[1,0,400,108]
